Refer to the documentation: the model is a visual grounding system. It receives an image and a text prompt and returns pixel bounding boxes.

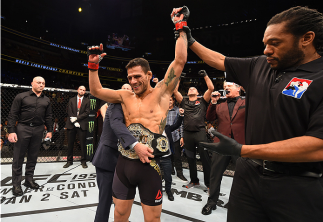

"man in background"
[202,82,245,215]
[64,86,90,169]
[8,76,52,196]
[173,70,214,189]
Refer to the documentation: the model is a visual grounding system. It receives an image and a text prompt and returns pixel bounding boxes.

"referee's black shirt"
[7,90,53,133]
[225,55,323,171]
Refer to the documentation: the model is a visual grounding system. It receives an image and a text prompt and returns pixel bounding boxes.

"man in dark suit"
[64,85,90,168]
[92,84,147,221]
[201,81,246,215]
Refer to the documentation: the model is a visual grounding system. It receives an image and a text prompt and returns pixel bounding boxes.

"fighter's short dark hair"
[267,6,323,52]
[125,58,151,74]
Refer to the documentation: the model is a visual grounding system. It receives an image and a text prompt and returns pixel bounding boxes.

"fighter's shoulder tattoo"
[165,68,176,87]
[159,110,169,134]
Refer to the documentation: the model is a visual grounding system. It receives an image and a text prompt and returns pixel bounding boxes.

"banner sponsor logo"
[88,121,94,133]
[90,99,96,110]
[49,43,81,53]
[58,69,85,76]
[86,144,94,155]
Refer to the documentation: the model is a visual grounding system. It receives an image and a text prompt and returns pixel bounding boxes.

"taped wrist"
[87,45,104,70]
[175,21,187,30]
[88,62,99,71]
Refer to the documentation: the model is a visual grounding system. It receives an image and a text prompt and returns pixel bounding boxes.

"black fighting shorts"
[112,155,163,206]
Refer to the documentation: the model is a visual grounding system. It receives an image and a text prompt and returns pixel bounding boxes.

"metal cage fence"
[0,83,100,164]
[0,83,235,177]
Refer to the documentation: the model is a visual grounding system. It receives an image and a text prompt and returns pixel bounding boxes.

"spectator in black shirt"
[7,76,53,196]
[173,70,214,189]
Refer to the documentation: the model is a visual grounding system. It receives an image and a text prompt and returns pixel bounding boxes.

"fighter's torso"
[121,88,170,134]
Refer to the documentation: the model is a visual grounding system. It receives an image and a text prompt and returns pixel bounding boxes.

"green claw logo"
[87,144,94,155]
[89,121,94,133]
[90,99,96,110]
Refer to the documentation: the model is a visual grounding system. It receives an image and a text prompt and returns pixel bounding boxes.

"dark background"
[1,0,323,88]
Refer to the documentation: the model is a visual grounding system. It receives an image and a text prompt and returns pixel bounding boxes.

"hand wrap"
[198,70,207,77]
[87,45,104,71]
[172,6,190,30]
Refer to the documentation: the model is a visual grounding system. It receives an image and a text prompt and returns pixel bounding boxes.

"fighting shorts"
[112,155,163,206]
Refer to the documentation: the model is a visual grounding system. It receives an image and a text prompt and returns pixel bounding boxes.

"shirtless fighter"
[88,6,189,222]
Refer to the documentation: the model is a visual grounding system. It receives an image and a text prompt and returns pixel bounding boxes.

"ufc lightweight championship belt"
[118,123,169,159]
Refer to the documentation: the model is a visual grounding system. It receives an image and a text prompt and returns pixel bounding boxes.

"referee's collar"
[281,56,323,73]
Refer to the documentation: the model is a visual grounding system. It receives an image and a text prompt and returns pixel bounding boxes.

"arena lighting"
[78,7,82,12]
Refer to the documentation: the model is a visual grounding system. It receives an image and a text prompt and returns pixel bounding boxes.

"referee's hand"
[8,133,18,143]
[200,130,242,156]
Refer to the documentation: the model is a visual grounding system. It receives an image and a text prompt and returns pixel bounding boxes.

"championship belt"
[118,123,169,159]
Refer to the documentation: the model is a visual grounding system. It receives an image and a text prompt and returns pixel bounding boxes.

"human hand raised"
[171,6,190,30]
[87,43,107,70]
[198,70,207,77]
[152,78,159,83]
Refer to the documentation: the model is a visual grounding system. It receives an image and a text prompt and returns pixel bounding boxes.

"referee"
[7,76,53,196]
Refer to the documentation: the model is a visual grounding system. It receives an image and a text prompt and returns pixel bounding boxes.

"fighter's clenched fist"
[171,6,190,30]
[87,43,107,70]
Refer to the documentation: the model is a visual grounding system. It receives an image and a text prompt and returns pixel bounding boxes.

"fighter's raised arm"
[171,9,226,72]
[88,44,133,103]
[155,6,189,95]
[198,70,214,103]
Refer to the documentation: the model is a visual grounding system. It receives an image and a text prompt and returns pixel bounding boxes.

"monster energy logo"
[87,144,94,155]
[89,121,94,133]
[90,99,96,110]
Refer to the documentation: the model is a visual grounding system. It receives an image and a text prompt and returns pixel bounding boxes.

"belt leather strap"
[118,123,169,159]
[249,158,322,178]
